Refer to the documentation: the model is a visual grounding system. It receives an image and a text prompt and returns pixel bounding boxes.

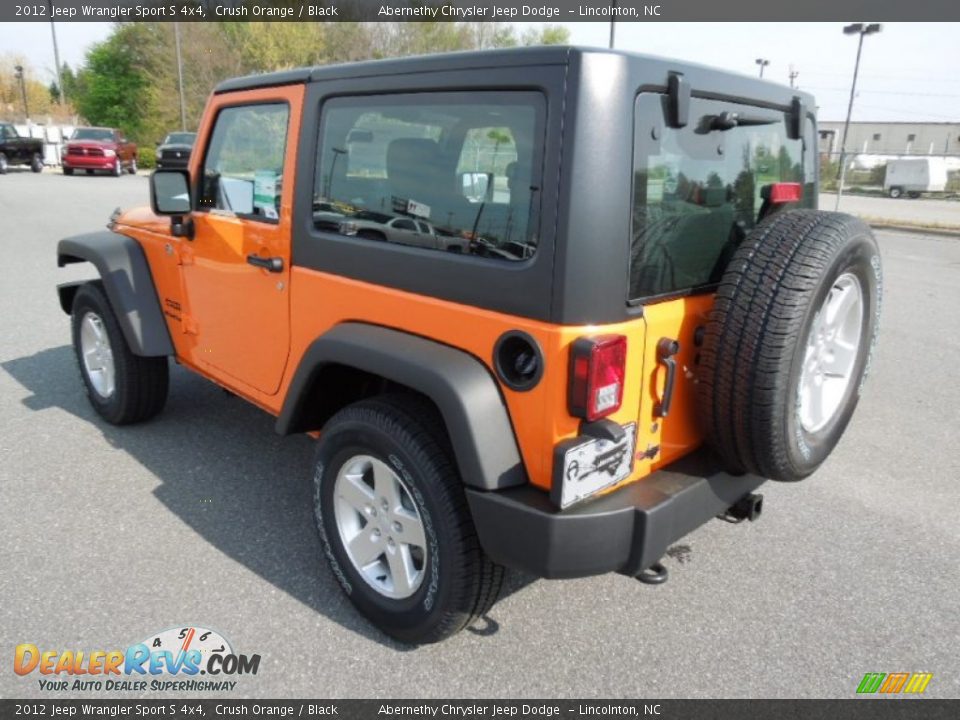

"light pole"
[609,1,617,49]
[755,58,770,78]
[835,22,882,210]
[47,1,65,105]
[174,22,187,131]
[14,65,29,120]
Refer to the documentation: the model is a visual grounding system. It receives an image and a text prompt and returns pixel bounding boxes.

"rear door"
[630,92,813,466]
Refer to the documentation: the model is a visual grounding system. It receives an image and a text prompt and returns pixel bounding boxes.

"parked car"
[156,131,196,170]
[56,47,880,644]
[0,122,44,174]
[63,127,137,177]
[339,212,468,252]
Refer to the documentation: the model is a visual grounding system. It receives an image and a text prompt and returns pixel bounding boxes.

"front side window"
[199,103,289,221]
[630,94,808,299]
[2,124,18,139]
[314,92,545,261]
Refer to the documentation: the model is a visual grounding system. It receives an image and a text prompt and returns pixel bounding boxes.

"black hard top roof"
[213,45,814,108]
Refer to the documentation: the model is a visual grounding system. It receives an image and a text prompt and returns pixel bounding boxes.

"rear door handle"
[246,254,283,273]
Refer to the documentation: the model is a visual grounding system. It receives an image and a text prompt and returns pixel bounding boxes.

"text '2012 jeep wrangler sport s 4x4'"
[56,47,881,644]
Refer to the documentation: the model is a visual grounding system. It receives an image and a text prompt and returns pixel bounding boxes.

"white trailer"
[884,157,949,198]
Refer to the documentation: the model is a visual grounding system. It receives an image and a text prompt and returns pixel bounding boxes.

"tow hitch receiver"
[723,492,764,523]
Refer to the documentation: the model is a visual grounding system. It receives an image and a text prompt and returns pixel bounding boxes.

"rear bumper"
[466,450,764,579]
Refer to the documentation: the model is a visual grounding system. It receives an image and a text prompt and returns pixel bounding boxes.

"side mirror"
[150,170,194,238]
[460,171,493,203]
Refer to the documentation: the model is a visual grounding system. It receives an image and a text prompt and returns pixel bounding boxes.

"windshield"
[164,132,195,146]
[72,128,115,142]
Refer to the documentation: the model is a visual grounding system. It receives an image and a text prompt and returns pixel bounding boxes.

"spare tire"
[697,210,882,481]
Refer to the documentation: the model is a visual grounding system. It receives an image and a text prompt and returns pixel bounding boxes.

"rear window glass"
[630,94,811,300]
[314,92,545,262]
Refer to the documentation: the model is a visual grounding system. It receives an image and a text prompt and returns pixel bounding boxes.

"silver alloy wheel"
[333,454,428,600]
[798,273,864,433]
[79,312,116,399]
[130,158,137,174]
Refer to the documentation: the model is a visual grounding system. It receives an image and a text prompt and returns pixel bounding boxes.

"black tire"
[357,230,386,242]
[30,153,43,173]
[312,395,503,644]
[907,191,921,199]
[888,186,902,199]
[71,282,169,425]
[63,166,74,175]
[0,153,8,174]
[697,210,882,481]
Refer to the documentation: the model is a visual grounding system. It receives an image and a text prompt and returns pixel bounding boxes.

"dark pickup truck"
[0,122,44,173]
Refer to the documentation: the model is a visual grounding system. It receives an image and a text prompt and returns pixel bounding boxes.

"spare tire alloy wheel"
[698,210,881,482]
[798,274,863,433]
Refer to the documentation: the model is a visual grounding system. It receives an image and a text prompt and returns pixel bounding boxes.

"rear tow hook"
[635,562,669,585]
[722,492,764,523]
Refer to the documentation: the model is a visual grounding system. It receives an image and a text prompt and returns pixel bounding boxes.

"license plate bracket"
[551,423,637,509]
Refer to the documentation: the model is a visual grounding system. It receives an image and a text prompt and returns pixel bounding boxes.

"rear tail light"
[568,335,627,422]
[767,182,802,204]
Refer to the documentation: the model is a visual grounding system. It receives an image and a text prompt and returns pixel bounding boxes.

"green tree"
[75,26,150,137]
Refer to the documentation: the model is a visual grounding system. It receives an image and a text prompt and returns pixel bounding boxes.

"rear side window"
[314,92,545,261]
[630,94,809,300]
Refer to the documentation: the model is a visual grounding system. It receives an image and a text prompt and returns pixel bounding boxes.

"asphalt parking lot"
[1,170,958,699]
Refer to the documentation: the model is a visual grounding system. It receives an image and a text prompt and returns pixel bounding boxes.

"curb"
[868,222,960,238]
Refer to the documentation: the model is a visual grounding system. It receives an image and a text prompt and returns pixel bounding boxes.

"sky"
[3,21,958,122]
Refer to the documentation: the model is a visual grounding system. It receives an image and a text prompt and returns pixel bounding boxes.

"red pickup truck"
[63,127,138,177]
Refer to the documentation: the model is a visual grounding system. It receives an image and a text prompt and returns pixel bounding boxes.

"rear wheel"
[30,153,43,173]
[128,157,138,175]
[697,210,881,481]
[907,191,921,199]
[71,282,169,425]
[312,395,503,644]
[63,166,74,175]
[0,153,8,174]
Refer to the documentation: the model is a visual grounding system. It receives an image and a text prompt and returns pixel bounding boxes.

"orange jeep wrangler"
[56,47,881,643]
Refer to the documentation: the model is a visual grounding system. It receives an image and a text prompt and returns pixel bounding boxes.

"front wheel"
[0,153,8,174]
[112,159,122,177]
[888,186,902,199]
[312,396,503,644]
[71,282,169,425]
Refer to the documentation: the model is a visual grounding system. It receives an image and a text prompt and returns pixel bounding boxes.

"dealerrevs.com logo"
[14,626,260,692]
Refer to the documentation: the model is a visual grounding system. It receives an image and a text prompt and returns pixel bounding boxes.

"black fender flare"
[276,323,526,491]
[57,231,174,357]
